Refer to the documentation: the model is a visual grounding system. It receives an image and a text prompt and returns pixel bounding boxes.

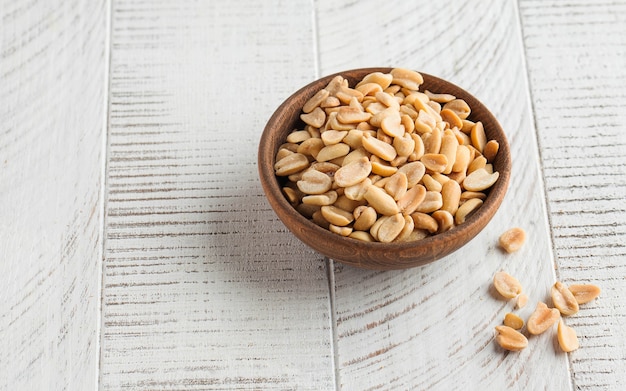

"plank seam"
[514,1,574,390]
[325,258,341,391]
[97,0,114,389]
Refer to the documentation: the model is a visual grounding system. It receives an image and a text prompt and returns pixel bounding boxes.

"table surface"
[1,0,625,390]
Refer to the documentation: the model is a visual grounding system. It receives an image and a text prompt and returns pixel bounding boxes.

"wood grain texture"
[519,1,626,389]
[315,0,571,389]
[0,0,108,389]
[101,1,334,389]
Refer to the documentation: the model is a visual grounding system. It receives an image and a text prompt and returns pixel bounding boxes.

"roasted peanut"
[503,313,524,330]
[364,185,400,216]
[493,271,523,299]
[495,325,528,351]
[551,281,580,316]
[557,320,580,352]
[568,284,601,304]
[527,302,560,335]
[499,227,526,253]
[334,157,372,188]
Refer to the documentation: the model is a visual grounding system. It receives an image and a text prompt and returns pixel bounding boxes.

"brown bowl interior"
[258,68,511,270]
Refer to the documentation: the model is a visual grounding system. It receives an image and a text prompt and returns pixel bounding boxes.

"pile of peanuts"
[274,68,500,242]
[493,228,601,353]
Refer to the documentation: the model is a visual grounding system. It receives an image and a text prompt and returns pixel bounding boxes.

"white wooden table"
[2,0,625,389]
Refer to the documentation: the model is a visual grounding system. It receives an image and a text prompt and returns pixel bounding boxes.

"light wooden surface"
[1,0,624,390]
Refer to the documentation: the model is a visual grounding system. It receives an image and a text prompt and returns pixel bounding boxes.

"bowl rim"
[258,67,511,269]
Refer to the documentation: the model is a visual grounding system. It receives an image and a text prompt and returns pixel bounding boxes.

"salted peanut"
[334,196,363,213]
[447,170,466,184]
[516,294,529,309]
[424,90,456,103]
[349,230,375,242]
[483,140,499,163]
[443,99,471,120]
[369,215,384,240]
[323,75,345,96]
[415,110,436,134]
[455,198,483,225]
[392,215,415,242]
[370,156,398,176]
[302,190,338,206]
[440,131,458,174]
[484,163,494,174]
[461,119,475,134]
[384,172,409,201]
[336,106,371,124]
[452,127,471,146]
[470,121,487,153]
[342,147,369,166]
[300,107,326,128]
[427,100,441,115]
[409,212,437,234]
[282,187,300,206]
[356,71,393,89]
[452,145,471,173]
[327,111,356,131]
[421,174,442,192]
[276,147,295,162]
[336,86,364,105]
[460,191,487,202]
[303,89,330,113]
[432,210,454,233]
[397,184,427,215]
[353,206,377,231]
[376,213,406,243]
[390,155,408,168]
[441,179,461,215]
[275,153,309,176]
[397,161,426,188]
[415,191,443,214]
[467,155,487,174]
[495,325,528,352]
[380,112,405,138]
[551,281,580,316]
[297,169,332,195]
[557,320,580,353]
[499,227,526,253]
[568,284,601,304]
[376,128,393,144]
[321,95,341,108]
[342,129,365,149]
[503,313,524,330]
[286,130,311,144]
[364,185,400,216]
[310,161,340,176]
[422,129,442,154]
[409,134,425,161]
[400,104,418,120]
[463,168,499,192]
[344,178,372,201]
[362,133,397,162]
[440,108,463,131]
[329,224,352,237]
[365,101,387,116]
[316,143,350,162]
[390,68,423,90]
[493,271,523,299]
[392,133,415,160]
[334,156,372,187]
[527,302,561,335]
[401,113,415,133]
[356,82,383,96]
[312,210,330,229]
[321,129,348,146]
[375,91,401,110]
[420,153,448,173]
[321,205,354,226]
[297,137,325,159]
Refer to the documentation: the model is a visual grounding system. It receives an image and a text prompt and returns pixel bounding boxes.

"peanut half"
[568,284,601,304]
[557,320,580,353]
[551,281,580,316]
[499,227,526,253]
[493,271,523,299]
[495,325,528,351]
[527,302,560,335]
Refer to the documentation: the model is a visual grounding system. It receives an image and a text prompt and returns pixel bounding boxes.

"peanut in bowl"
[258,68,511,270]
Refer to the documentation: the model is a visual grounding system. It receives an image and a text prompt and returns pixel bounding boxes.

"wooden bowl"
[258,68,511,270]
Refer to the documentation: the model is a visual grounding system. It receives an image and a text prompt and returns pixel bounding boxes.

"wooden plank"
[0,0,108,389]
[519,1,626,389]
[100,1,334,389]
[315,0,571,389]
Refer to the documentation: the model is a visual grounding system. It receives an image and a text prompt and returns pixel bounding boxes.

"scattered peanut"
[568,284,601,304]
[274,69,501,242]
[503,313,524,330]
[493,271,523,299]
[551,281,580,316]
[495,325,528,351]
[527,302,560,335]
[499,227,526,253]
[557,320,580,353]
